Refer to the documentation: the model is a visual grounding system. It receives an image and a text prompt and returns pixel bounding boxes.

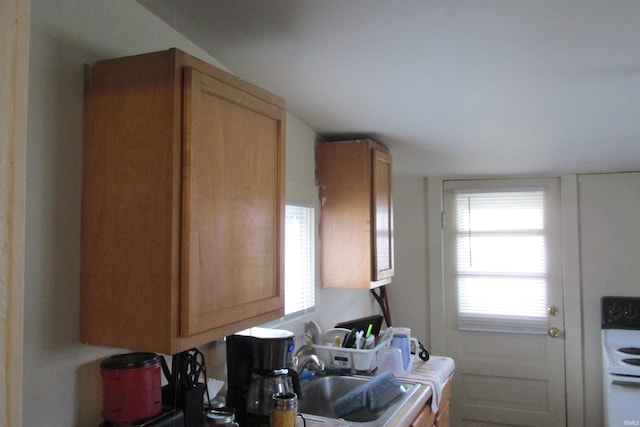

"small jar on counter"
[205,408,239,426]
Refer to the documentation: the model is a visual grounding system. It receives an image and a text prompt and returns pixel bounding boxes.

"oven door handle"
[612,379,640,388]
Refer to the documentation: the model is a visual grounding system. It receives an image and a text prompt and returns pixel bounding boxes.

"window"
[444,179,560,333]
[284,204,315,315]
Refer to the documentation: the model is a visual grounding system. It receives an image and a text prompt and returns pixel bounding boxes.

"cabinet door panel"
[411,405,436,427]
[372,148,394,280]
[181,68,284,336]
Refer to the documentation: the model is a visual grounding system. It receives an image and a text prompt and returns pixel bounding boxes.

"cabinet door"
[181,68,285,336]
[435,402,450,427]
[411,404,436,427]
[372,148,394,281]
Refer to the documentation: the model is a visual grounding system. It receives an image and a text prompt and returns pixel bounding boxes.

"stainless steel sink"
[298,374,421,426]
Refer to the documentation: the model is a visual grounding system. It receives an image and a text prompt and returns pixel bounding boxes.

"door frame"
[0,0,30,425]
[427,175,585,427]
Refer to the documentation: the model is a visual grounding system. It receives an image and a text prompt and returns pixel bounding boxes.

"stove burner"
[622,358,640,366]
[618,347,640,355]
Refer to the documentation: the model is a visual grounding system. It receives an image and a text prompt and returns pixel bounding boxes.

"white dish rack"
[313,329,393,373]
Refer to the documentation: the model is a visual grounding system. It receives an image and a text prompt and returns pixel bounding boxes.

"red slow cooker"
[100,352,162,423]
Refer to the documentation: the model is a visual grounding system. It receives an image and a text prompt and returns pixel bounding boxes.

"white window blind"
[284,204,315,315]
[445,184,554,334]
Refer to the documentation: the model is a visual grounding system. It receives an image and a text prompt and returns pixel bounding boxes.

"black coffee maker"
[226,328,301,426]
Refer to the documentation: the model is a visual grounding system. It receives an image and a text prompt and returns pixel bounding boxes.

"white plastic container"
[379,346,404,373]
[313,329,393,373]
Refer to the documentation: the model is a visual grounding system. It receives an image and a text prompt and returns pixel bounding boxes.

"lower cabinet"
[411,380,452,427]
[411,405,436,427]
[435,400,450,427]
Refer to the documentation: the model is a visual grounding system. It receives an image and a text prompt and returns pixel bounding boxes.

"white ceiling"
[138,0,640,176]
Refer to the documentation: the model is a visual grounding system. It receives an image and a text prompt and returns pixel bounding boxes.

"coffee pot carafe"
[246,369,297,416]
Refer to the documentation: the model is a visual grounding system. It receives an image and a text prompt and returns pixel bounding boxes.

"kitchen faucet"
[295,354,326,376]
[291,335,326,376]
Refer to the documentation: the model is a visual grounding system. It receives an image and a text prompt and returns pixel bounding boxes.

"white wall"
[25,1,373,425]
[578,172,640,427]
[386,176,429,345]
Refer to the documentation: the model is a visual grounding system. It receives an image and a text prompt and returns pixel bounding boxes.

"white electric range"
[602,296,640,427]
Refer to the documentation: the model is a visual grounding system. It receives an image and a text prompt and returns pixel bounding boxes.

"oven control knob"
[623,304,638,320]
[607,303,623,319]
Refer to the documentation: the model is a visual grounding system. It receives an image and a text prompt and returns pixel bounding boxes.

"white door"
[442,178,566,426]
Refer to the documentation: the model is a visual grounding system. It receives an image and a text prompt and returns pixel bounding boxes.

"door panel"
[372,148,394,280]
[442,178,566,427]
[181,67,284,336]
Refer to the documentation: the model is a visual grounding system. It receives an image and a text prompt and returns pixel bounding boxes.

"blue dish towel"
[331,371,404,418]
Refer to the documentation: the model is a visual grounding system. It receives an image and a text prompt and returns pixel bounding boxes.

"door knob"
[548,306,559,316]
[548,327,563,338]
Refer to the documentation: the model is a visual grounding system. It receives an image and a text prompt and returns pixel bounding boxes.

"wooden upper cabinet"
[316,139,394,289]
[81,49,285,354]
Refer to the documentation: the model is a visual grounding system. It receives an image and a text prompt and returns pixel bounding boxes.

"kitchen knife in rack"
[342,328,358,348]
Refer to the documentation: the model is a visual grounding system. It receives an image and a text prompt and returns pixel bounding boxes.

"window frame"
[283,202,316,317]
[443,178,561,334]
